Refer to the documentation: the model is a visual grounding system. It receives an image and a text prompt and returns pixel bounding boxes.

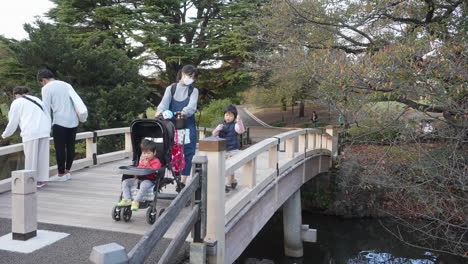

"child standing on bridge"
[213,105,245,192]
[117,139,162,211]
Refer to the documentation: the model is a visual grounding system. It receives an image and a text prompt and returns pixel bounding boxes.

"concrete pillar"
[11,170,37,241]
[199,136,226,264]
[283,189,303,258]
[190,243,207,264]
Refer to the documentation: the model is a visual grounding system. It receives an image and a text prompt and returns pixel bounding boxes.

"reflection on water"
[0,152,24,181]
[348,251,437,264]
[236,212,465,264]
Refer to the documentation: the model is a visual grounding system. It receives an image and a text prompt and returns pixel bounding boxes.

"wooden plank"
[158,205,199,264]
[272,129,306,142]
[225,138,277,176]
[95,127,130,137]
[128,173,200,264]
[0,143,23,156]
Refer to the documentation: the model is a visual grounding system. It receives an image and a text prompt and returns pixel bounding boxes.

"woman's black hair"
[13,86,30,95]
[176,64,198,82]
[224,105,238,120]
[140,139,157,153]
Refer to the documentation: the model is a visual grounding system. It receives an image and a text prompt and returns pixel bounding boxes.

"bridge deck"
[0,149,277,237]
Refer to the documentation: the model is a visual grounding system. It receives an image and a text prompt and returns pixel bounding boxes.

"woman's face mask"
[182,75,194,86]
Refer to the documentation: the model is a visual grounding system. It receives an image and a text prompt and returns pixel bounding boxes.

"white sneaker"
[66,173,72,180]
[48,175,68,182]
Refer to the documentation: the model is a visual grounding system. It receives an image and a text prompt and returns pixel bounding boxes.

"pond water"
[236,212,465,264]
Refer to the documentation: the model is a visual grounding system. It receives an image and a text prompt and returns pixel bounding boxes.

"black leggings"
[53,125,77,174]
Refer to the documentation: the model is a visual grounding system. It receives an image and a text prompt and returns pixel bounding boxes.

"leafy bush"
[197,98,236,128]
[299,121,330,128]
[270,121,287,127]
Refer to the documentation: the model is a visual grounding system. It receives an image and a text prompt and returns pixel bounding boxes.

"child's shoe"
[230,179,238,190]
[117,198,131,206]
[131,200,139,211]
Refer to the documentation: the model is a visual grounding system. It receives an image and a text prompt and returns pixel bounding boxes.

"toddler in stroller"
[112,118,184,224]
[116,139,162,211]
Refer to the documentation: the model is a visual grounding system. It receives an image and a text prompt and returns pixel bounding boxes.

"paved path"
[0,107,295,263]
[0,218,189,264]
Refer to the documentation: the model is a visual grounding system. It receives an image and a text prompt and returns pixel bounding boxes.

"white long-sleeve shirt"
[42,80,79,128]
[157,83,199,116]
[2,95,51,142]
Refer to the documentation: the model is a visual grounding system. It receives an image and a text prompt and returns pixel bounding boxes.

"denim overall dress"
[169,92,197,176]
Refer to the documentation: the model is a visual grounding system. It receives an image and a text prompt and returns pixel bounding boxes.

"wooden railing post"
[199,128,206,140]
[86,132,98,165]
[242,158,257,188]
[285,138,295,158]
[198,137,226,264]
[124,132,132,152]
[307,132,316,151]
[325,126,338,157]
[298,134,306,154]
[268,145,278,169]
[190,155,208,263]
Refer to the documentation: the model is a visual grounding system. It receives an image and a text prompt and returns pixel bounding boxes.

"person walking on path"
[311,111,318,128]
[213,105,245,192]
[38,69,79,181]
[1,86,51,188]
[155,64,199,189]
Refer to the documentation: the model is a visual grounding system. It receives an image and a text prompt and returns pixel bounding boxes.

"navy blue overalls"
[169,91,197,176]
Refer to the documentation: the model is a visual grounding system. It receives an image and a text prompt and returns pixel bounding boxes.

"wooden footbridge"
[0,121,337,263]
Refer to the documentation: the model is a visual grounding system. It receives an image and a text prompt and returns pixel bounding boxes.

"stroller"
[111,118,185,224]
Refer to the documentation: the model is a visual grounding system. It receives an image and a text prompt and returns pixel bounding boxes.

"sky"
[0,0,55,40]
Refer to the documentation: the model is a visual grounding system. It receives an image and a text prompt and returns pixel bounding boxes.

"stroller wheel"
[123,207,132,222]
[146,206,157,225]
[111,206,121,221]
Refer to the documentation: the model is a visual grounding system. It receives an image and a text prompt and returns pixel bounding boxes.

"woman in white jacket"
[1,86,51,188]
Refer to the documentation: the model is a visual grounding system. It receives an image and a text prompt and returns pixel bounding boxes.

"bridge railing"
[199,126,337,263]
[89,156,208,264]
[223,126,335,223]
[0,127,215,194]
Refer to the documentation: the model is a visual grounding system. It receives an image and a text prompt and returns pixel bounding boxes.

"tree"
[252,0,467,257]
[47,0,266,104]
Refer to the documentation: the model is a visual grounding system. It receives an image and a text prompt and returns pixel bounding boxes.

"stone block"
[190,242,206,264]
[89,243,128,264]
[11,170,36,195]
[301,225,317,243]
[12,194,37,234]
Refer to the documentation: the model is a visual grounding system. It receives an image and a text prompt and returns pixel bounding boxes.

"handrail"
[223,127,335,224]
[89,156,208,264]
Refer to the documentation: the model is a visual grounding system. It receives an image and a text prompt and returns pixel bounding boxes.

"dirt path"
[237,104,337,144]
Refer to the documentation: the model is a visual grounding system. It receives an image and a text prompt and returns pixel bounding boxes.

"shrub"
[347,120,402,144]
[197,98,236,128]
[270,121,287,127]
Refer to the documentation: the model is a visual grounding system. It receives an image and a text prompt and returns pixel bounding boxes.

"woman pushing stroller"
[155,64,199,189]
[117,139,162,211]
